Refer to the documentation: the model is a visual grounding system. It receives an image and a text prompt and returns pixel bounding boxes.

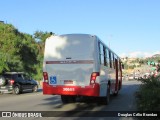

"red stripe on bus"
[46,60,94,64]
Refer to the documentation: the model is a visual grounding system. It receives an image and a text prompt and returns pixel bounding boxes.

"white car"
[143,73,150,79]
[128,74,134,80]
[134,74,140,79]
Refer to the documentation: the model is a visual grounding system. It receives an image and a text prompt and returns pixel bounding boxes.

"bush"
[136,75,160,111]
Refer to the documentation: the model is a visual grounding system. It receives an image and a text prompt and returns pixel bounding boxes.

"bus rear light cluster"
[43,72,49,83]
[44,80,48,83]
[90,72,99,85]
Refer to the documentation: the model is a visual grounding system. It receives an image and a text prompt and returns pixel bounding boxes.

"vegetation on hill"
[122,56,160,76]
[136,75,160,111]
[0,22,52,80]
[123,57,160,70]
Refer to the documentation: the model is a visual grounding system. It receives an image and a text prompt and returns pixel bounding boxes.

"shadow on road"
[40,81,141,120]
[0,88,43,96]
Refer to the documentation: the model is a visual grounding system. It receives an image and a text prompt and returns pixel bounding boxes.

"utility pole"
[108,34,112,48]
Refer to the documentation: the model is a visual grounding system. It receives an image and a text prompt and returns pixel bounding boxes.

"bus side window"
[103,46,107,66]
[113,54,115,69]
[98,42,101,64]
[106,48,109,67]
[99,42,104,65]
[115,55,118,69]
[117,57,119,70]
[119,60,123,70]
[109,50,112,68]
[118,58,120,71]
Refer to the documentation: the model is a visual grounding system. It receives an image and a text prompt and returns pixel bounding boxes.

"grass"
[136,75,160,111]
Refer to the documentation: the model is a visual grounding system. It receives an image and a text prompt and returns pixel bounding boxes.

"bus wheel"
[61,95,76,103]
[114,90,119,96]
[61,95,68,103]
[68,96,76,103]
[103,85,110,105]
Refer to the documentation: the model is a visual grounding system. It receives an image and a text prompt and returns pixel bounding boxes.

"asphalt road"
[0,80,141,120]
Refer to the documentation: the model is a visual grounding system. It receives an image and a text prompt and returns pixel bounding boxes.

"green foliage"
[34,31,52,43]
[128,64,136,69]
[136,76,160,111]
[0,23,53,80]
[0,23,24,73]
[33,31,53,80]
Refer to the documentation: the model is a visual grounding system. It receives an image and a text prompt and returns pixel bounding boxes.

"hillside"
[0,22,52,80]
[151,54,160,58]
[122,54,160,75]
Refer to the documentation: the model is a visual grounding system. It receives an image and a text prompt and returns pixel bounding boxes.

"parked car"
[134,74,140,80]
[142,73,150,79]
[128,74,134,80]
[0,72,38,94]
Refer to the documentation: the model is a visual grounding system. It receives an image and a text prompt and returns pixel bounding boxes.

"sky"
[0,0,160,58]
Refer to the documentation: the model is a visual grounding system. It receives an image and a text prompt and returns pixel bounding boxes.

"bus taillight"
[90,72,99,85]
[43,72,49,83]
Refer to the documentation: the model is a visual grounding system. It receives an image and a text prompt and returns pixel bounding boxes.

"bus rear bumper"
[43,82,100,97]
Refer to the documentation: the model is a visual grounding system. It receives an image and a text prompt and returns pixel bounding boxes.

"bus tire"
[68,96,76,103]
[61,95,68,103]
[100,85,110,105]
[105,85,110,104]
[61,95,76,103]
[114,81,121,96]
[118,81,121,90]
[114,91,119,96]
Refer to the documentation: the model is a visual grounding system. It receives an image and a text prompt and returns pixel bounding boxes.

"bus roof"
[47,33,121,61]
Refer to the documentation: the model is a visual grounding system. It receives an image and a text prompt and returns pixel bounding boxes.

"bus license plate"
[64,80,73,84]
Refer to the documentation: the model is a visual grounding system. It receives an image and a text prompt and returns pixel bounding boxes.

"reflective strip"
[46,60,94,64]
[43,82,100,96]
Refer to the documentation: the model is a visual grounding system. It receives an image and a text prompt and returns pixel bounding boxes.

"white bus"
[43,34,123,104]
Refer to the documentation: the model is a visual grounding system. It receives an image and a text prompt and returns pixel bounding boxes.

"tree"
[0,22,56,80]
[0,23,23,73]
[33,31,54,80]
[0,23,38,75]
